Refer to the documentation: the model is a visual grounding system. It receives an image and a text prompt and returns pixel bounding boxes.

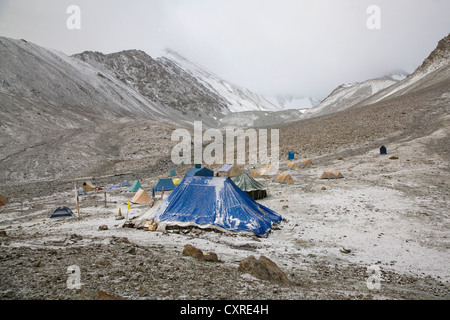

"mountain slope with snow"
[356,33,450,108]
[302,78,398,119]
[299,33,449,120]
[0,38,177,121]
[74,50,231,127]
[162,49,280,113]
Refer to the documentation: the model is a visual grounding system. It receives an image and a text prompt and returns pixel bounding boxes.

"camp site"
[0,25,449,302]
[1,135,449,301]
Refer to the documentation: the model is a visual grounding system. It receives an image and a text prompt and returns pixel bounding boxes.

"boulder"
[182,244,204,260]
[202,252,219,263]
[238,255,292,285]
[182,244,219,262]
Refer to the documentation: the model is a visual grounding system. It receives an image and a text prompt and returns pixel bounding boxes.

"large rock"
[182,244,219,262]
[238,255,292,285]
[182,244,204,260]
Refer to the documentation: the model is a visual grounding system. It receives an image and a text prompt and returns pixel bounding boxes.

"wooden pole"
[74,183,80,220]
[77,196,80,220]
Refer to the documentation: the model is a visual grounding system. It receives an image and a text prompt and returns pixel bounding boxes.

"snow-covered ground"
[1,128,448,299]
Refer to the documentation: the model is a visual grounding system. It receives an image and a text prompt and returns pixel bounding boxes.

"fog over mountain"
[1,0,449,100]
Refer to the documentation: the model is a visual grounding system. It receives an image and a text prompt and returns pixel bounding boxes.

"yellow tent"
[81,181,96,192]
[286,162,299,170]
[131,189,154,204]
[273,173,294,184]
[172,178,182,186]
[319,170,344,179]
[253,165,277,178]
[300,159,313,168]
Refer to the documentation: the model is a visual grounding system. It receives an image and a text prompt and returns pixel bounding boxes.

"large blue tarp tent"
[129,180,144,192]
[149,177,282,236]
[185,167,214,177]
[50,206,75,219]
[154,178,176,192]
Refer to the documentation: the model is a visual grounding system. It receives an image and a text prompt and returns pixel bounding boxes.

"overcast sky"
[0,0,449,99]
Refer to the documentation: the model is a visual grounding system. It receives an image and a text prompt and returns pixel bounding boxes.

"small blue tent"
[195,164,202,169]
[154,178,176,192]
[185,167,214,177]
[169,169,176,177]
[121,180,131,187]
[77,188,87,196]
[149,177,282,236]
[288,151,295,160]
[129,180,144,192]
[50,206,75,219]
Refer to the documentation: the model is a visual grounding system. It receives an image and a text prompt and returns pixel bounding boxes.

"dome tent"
[50,206,75,219]
[319,170,344,179]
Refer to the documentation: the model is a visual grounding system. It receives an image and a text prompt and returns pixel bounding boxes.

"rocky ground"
[1,74,449,301]
[0,126,448,300]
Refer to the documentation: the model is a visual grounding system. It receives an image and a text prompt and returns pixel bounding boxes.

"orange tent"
[252,165,277,178]
[131,189,154,204]
[300,159,313,168]
[286,162,299,170]
[273,173,294,184]
[319,170,344,179]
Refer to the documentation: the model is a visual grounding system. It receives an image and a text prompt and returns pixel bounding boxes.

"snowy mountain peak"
[162,49,281,113]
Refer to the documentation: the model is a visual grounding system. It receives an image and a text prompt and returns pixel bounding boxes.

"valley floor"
[0,128,449,300]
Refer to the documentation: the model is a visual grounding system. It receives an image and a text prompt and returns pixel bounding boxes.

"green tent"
[231,173,267,200]
[129,180,144,192]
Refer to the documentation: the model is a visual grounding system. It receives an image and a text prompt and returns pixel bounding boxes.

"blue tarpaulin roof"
[154,178,176,191]
[149,177,282,236]
[185,167,214,177]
